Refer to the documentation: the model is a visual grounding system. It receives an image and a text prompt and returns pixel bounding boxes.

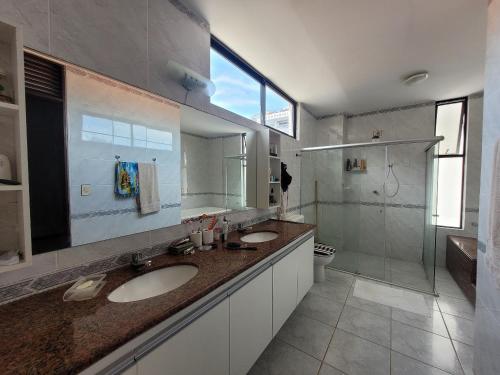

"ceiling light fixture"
[402,71,429,86]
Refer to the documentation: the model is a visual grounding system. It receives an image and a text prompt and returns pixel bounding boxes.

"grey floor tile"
[295,292,344,327]
[390,259,428,279]
[325,268,355,288]
[390,269,434,293]
[357,254,386,280]
[391,351,453,375]
[248,338,321,375]
[329,251,360,274]
[319,363,346,375]
[436,279,468,300]
[276,313,334,360]
[324,329,390,375]
[310,279,350,304]
[345,285,392,319]
[337,305,391,347]
[453,340,474,375]
[442,313,474,345]
[437,295,475,320]
[391,307,449,337]
[435,267,454,282]
[391,321,463,375]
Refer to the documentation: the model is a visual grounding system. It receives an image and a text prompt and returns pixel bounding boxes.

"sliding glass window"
[210,36,297,137]
[434,98,467,228]
[210,48,262,123]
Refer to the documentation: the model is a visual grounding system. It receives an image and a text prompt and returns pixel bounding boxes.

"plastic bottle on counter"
[221,216,229,242]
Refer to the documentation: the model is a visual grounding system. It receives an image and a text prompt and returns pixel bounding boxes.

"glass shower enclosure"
[300,137,441,294]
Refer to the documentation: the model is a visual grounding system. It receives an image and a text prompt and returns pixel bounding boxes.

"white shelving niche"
[0,18,32,272]
[257,128,282,209]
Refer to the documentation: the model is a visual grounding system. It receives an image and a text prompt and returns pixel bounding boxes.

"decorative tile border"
[182,192,241,197]
[465,207,480,213]
[0,244,171,305]
[316,92,483,120]
[3,195,463,305]
[347,101,436,119]
[317,200,425,209]
[168,0,209,31]
[0,211,279,305]
[66,65,179,110]
[71,203,181,220]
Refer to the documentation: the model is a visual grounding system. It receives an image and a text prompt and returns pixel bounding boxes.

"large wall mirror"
[23,52,257,254]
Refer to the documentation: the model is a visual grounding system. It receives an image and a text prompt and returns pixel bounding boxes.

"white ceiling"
[181,104,250,137]
[184,0,488,117]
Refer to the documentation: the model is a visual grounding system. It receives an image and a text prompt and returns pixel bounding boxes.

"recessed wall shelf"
[0,184,24,192]
[257,129,282,208]
[347,167,367,172]
[0,101,19,115]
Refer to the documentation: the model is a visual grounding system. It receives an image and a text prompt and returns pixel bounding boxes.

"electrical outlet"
[81,184,92,196]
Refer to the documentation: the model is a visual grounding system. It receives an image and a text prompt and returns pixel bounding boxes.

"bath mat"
[353,279,430,316]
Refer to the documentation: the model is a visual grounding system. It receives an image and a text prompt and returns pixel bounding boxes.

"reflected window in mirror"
[81,114,173,151]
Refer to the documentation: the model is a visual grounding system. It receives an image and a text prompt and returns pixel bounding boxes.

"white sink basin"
[240,231,279,243]
[108,265,198,303]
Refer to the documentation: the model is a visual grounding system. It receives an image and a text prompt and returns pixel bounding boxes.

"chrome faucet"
[131,251,152,270]
[237,222,253,233]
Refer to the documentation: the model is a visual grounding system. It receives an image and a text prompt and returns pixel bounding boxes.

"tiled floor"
[329,250,434,293]
[249,268,475,375]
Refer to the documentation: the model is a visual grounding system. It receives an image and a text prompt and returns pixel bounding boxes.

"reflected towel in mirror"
[137,162,160,214]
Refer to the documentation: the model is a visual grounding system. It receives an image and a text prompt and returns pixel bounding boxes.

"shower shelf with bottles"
[345,158,367,172]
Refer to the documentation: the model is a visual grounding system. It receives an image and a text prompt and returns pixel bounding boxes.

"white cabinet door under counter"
[136,299,230,375]
[297,237,314,303]
[229,267,273,375]
[73,223,314,375]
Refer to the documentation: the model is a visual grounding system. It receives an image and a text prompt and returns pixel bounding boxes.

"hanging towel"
[137,162,160,214]
[115,162,139,197]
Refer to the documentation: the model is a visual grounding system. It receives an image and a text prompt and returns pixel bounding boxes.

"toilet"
[283,214,336,282]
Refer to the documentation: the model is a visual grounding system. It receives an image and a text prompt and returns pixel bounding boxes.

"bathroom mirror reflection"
[22,52,256,254]
[180,104,256,220]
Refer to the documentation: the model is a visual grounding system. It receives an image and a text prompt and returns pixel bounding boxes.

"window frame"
[210,35,297,138]
[434,97,468,229]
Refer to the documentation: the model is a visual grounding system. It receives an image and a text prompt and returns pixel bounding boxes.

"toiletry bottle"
[222,216,229,242]
[346,158,352,171]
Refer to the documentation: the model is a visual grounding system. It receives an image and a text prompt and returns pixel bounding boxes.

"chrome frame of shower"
[299,136,444,153]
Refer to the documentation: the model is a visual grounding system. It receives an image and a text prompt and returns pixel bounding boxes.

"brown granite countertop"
[0,220,314,375]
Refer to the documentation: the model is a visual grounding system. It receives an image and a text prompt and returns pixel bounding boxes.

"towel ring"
[152,158,157,162]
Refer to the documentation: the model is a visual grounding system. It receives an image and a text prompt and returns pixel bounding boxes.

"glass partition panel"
[384,144,432,292]
[224,156,245,211]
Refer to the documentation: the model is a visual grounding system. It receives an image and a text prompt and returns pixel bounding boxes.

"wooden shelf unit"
[0,18,32,272]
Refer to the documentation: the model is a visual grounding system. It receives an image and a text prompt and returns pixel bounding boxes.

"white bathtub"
[181,206,230,220]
